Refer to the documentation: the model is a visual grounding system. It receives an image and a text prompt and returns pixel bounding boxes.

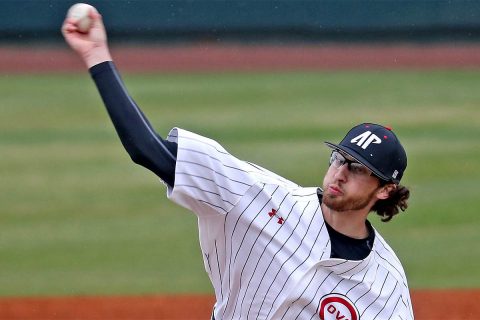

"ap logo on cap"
[350,131,381,150]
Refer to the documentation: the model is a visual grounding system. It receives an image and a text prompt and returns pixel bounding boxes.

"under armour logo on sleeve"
[267,208,284,224]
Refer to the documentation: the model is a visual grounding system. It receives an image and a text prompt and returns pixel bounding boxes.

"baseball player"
[62,8,414,320]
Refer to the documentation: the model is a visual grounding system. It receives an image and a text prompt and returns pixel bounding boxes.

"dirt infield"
[1,43,480,73]
[0,290,479,319]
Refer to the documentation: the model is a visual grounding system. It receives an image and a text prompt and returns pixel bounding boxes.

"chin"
[322,196,344,211]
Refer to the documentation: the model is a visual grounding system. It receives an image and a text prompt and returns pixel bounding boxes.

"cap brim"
[324,142,391,181]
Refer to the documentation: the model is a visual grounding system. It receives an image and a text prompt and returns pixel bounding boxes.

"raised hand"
[61,5,112,68]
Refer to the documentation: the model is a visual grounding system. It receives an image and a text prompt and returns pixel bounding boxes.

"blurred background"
[0,0,479,314]
[2,0,480,44]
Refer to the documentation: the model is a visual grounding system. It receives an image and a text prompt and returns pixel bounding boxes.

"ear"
[376,184,396,200]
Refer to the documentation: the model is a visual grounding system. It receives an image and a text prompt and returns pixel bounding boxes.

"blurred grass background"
[0,69,479,296]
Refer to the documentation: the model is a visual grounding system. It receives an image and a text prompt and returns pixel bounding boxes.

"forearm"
[89,61,177,187]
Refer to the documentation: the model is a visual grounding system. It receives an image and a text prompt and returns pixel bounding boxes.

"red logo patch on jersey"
[319,294,359,320]
[267,208,284,224]
[268,209,277,217]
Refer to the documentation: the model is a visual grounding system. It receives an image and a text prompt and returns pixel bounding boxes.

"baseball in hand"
[67,3,94,33]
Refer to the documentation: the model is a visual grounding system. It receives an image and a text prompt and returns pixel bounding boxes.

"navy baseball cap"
[325,123,407,184]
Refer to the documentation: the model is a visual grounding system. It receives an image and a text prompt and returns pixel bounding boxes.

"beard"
[323,186,378,212]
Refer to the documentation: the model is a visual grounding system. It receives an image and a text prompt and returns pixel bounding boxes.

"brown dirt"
[1,43,480,74]
[0,294,215,320]
[0,290,479,319]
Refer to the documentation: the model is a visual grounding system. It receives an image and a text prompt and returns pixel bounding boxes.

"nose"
[333,163,349,181]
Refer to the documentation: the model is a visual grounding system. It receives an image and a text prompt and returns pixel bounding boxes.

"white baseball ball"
[67,3,94,33]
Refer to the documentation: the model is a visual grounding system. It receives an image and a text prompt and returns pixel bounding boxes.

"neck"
[321,203,370,239]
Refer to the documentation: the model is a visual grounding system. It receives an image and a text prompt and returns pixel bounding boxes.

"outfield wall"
[2,0,480,43]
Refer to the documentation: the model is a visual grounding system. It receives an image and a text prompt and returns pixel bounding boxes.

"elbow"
[129,152,143,166]
[122,138,149,166]
[127,147,148,166]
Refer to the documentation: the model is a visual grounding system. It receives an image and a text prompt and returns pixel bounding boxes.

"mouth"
[327,185,343,196]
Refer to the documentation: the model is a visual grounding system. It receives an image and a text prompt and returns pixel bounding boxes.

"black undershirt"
[317,190,375,260]
[90,61,178,187]
[325,219,375,260]
[89,61,375,261]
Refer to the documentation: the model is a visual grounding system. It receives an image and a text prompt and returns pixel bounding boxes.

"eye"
[330,152,344,167]
[349,163,370,175]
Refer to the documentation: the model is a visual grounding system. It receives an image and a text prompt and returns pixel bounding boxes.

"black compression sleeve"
[89,61,177,187]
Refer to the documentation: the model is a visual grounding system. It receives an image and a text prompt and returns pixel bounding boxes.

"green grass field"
[0,69,479,296]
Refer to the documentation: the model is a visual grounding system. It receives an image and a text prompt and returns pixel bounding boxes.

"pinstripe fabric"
[166,129,413,320]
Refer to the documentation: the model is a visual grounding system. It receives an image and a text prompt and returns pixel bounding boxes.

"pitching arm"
[62,6,176,187]
[90,61,177,187]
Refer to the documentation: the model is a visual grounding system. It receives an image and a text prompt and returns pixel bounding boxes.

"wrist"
[83,46,112,68]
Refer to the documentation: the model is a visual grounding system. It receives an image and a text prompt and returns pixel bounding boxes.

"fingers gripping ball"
[67,3,94,33]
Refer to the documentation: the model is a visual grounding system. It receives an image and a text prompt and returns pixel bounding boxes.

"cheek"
[322,166,335,186]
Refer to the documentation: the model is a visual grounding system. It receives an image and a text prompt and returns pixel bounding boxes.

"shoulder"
[167,128,229,154]
[168,127,300,188]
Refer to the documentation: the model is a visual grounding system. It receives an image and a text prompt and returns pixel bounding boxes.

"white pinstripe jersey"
[166,128,414,320]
